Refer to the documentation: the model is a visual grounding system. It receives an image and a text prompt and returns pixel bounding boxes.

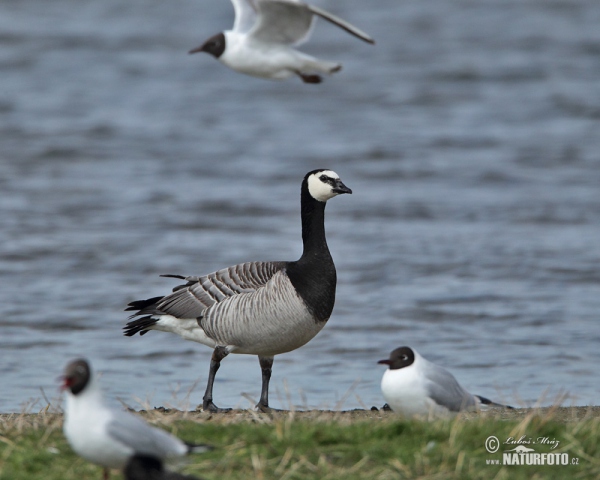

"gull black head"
[378,346,415,370]
[189,32,226,58]
[304,169,352,203]
[61,358,91,396]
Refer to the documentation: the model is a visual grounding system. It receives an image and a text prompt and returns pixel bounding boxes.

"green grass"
[0,408,598,479]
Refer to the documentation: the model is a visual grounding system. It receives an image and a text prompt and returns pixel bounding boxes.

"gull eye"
[401,355,408,361]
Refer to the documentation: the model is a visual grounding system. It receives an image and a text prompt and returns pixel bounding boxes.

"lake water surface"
[1,0,599,411]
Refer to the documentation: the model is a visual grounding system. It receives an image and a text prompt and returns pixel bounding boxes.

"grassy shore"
[0,406,598,479]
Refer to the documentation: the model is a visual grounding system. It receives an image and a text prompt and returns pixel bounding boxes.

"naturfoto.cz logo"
[485,435,580,466]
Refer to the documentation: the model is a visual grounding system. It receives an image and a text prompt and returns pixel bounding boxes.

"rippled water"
[1,0,599,412]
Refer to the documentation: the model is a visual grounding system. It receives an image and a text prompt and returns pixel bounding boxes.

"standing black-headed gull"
[61,359,211,480]
[377,346,512,417]
[124,454,203,480]
[189,0,375,83]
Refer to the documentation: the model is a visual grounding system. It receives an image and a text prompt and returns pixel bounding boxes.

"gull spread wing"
[231,0,259,33]
[308,4,375,44]
[250,0,314,45]
[249,0,375,46]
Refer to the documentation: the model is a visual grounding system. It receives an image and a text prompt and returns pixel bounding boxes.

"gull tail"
[475,395,514,410]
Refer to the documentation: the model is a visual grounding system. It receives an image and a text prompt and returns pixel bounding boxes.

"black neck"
[285,184,337,322]
[299,188,330,260]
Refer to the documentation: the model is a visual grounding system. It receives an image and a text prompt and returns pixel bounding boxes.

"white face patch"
[307,170,340,202]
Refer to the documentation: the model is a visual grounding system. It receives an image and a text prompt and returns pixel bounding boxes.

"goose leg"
[257,355,274,411]
[202,346,231,413]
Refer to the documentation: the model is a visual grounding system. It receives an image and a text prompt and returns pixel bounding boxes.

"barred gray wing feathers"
[146,262,286,320]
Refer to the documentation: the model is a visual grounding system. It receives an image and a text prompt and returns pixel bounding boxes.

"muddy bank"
[150,405,600,424]
[3,406,598,428]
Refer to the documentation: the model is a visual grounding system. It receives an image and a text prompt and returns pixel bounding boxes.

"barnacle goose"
[124,169,352,412]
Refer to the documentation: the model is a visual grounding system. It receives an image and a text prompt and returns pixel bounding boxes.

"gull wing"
[231,0,259,33]
[249,0,375,46]
[423,364,477,412]
[106,410,186,459]
[308,5,375,44]
[250,0,314,45]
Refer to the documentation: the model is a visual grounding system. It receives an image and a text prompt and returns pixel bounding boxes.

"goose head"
[305,169,352,202]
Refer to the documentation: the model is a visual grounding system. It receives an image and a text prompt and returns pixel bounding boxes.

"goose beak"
[333,180,352,195]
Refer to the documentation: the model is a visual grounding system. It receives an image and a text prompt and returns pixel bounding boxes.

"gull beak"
[58,375,71,391]
[188,44,204,55]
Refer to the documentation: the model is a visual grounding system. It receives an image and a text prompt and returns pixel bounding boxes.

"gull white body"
[380,359,462,418]
[64,381,137,469]
[220,30,339,80]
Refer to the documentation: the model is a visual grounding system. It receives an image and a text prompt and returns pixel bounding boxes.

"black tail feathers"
[123,316,159,337]
[125,296,164,313]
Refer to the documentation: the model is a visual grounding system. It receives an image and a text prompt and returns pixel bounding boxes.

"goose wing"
[249,0,374,46]
[131,261,286,320]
